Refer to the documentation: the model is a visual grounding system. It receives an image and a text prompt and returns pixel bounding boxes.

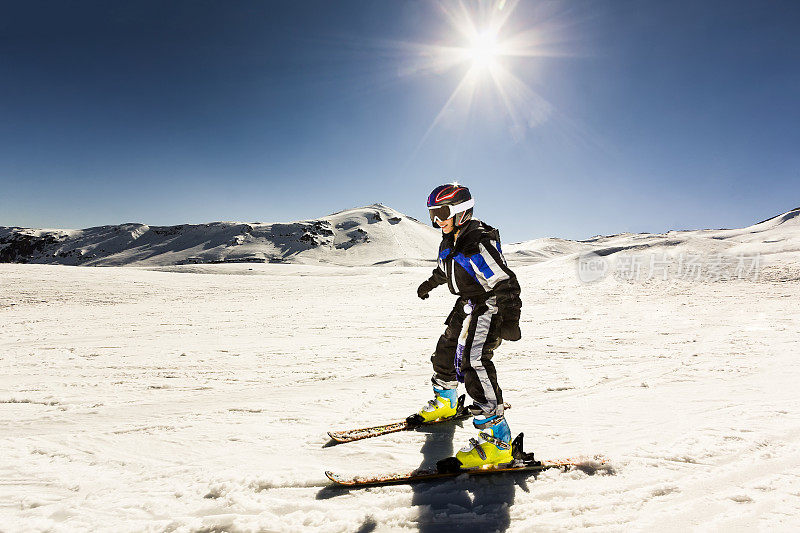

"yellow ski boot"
[455,415,514,469]
[408,387,459,425]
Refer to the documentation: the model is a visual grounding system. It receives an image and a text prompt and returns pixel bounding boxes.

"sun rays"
[403,0,565,148]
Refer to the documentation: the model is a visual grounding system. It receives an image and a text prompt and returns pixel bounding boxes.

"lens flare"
[401,0,569,147]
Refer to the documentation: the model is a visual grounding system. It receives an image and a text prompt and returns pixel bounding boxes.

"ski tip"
[326,471,359,486]
[327,432,352,443]
[328,431,347,446]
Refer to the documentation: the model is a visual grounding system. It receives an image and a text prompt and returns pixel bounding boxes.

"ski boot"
[406,387,459,426]
[454,414,513,469]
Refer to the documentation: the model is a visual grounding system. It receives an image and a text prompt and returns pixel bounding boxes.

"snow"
[2,208,800,531]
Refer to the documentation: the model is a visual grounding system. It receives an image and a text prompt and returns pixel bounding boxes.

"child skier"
[414,183,522,468]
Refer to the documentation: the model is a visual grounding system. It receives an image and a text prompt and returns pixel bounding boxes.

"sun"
[466,30,500,70]
[402,0,563,147]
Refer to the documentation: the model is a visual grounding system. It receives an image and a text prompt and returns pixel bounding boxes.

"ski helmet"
[426,183,474,229]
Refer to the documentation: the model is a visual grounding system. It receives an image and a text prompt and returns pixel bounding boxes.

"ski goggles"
[428,199,475,225]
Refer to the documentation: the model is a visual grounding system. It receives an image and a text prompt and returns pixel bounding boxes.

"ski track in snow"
[1,261,799,532]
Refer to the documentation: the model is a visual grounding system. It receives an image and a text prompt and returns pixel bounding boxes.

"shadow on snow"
[316,421,544,533]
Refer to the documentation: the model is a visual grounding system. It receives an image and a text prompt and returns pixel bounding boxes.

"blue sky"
[1,0,798,242]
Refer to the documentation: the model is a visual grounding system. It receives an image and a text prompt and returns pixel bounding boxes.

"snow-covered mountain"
[2,205,798,268]
[0,204,440,267]
[506,206,800,264]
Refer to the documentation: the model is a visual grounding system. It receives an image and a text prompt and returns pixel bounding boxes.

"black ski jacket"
[425,220,522,322]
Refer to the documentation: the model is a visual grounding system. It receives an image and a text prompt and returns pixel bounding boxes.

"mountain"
[505,206,800,264]
[0,204,440,267]
[2,206,798,268]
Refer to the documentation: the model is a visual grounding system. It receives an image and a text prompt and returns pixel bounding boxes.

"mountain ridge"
[0,204,439,267]
[1,206,798,268]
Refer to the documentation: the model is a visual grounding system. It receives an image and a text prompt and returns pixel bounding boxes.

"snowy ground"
[2,260,799,532]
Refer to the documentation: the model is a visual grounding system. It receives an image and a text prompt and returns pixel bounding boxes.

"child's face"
[437,218,455,234]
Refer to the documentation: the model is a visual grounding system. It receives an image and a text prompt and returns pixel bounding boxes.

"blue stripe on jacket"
[469,252,495,279]
[453,253,479,282]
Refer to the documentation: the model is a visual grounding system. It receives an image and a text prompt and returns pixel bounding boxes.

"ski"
[327,396,510,444]
[325,433,606,487]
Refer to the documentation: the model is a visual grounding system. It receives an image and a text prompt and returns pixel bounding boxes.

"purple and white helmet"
[427,184,474,228]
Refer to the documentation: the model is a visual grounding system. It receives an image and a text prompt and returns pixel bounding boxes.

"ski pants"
[431,295,504,417]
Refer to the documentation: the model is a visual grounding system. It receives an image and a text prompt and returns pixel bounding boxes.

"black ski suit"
[420,220,522,417]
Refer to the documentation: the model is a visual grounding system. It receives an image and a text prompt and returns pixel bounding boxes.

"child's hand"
[417,280,435,300]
